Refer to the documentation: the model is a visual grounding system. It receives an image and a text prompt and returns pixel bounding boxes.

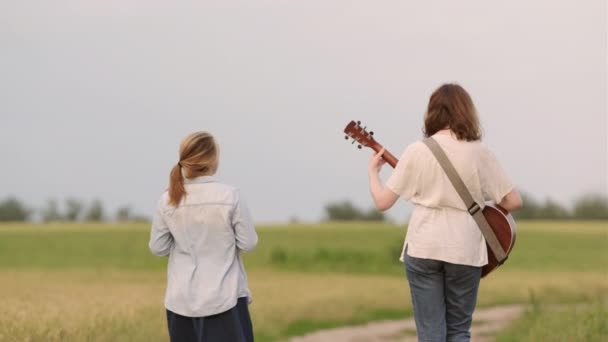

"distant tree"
[324,200,385,221]
[130,215,150,223]
[85,199,105,222]
[512,193,541,220]
[325,201,362,221]
[0,197,31,222]
[537,199,570,220]
[362,208,385,221]
[115,206,131,222]
[572,194,608,220]
[64,198,83,221]
[41,199,62,222]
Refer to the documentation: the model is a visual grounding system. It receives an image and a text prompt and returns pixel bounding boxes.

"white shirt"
[149,176,258,317]
[386,133,513,267]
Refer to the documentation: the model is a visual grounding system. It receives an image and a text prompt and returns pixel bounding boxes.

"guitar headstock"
[343,120,377,150]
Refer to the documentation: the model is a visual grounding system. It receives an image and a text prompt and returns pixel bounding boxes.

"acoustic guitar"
[343,120,516,277]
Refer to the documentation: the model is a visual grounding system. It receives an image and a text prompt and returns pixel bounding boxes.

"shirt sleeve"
[479,147,514,204]
[231,190,258,252]
[149,197,174,256]
[385,143,419,200]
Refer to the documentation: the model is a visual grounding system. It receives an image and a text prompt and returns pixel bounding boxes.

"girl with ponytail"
[149,132,258,342]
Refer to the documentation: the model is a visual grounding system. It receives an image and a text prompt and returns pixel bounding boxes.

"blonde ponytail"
[168,163,186,206]
[167,132,218,207]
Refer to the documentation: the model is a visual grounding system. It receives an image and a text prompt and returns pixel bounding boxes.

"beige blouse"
[386,133,514,267]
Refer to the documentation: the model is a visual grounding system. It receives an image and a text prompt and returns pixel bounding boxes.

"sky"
[1,0,606,223]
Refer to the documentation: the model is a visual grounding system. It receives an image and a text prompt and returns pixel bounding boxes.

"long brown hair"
[168,132,219,206]
[423,83,482,141]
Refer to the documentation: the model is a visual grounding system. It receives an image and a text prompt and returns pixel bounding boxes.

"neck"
[436,128,453,136]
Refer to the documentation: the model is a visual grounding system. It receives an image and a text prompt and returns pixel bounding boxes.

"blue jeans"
[404,252,481,342]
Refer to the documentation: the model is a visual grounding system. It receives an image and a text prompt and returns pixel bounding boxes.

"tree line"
[0,197,148,222]
[324,192,608,221]
[514,193,608,220]
[1,192,606,223]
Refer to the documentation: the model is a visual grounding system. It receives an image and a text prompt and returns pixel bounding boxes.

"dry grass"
[0,270,410,341]
[1,268,605,341]
[0,271,166,342]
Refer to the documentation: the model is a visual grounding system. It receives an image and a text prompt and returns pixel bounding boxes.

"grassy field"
[0,221,606,341]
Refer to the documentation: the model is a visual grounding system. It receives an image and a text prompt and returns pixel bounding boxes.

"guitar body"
[481,204,516,278]
[343,120,517,278]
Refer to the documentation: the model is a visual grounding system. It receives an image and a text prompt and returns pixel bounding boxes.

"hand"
[368,148,386,174]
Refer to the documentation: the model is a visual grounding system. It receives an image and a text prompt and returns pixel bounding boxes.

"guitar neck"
[370,144,398,168]
[342,120,399,168]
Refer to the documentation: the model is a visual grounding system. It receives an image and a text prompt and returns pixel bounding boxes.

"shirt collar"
[184,175,217,184]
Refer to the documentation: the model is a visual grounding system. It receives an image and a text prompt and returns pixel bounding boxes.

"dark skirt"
[166,297,254,342]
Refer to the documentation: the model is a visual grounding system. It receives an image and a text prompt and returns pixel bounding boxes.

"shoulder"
[399,140,435,166]
[159,191,169,205]
[409,140,428,152]
[156,191,170,211]
[215,182,242,198]
[206,181,243,203]
[401,140,428,158]
[210,181,238,193]
[472,141,499,161]
[389,141,432,175]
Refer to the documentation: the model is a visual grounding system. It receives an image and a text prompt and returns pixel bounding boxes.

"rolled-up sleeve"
[386,143,420,200]
[231,191,258,252]
[149,198,174,256]
[480,148,514,204]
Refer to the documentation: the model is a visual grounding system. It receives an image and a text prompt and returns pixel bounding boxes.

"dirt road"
[288,304,524,342]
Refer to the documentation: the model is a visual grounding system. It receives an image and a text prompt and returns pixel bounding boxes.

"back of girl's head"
[423,83,482,141]
[168,132,219,206]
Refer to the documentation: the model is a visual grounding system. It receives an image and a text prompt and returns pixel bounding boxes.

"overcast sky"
[1,0,606,223]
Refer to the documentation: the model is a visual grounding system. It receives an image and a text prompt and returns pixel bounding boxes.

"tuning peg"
[358,145,362,149]
[370,131,374,136]
[344,135,349,140]
[357,120,361,125]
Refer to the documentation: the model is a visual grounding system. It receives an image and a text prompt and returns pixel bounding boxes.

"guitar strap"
[422,137,508,263]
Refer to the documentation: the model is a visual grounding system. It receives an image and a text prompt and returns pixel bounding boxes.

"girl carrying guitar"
[367,84,522,341]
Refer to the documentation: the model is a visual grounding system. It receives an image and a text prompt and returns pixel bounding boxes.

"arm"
[368,148,399,211]
[498,189,523,212]
[232,192,258,252]
[148,201,174,256]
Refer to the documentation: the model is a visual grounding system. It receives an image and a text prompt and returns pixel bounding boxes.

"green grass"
[0,223,164,270]
[0,221,606,341]
[497,300,608,342]
[1,221,605,274]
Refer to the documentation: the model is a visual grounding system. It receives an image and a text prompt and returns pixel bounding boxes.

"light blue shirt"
[149,176,258,317]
